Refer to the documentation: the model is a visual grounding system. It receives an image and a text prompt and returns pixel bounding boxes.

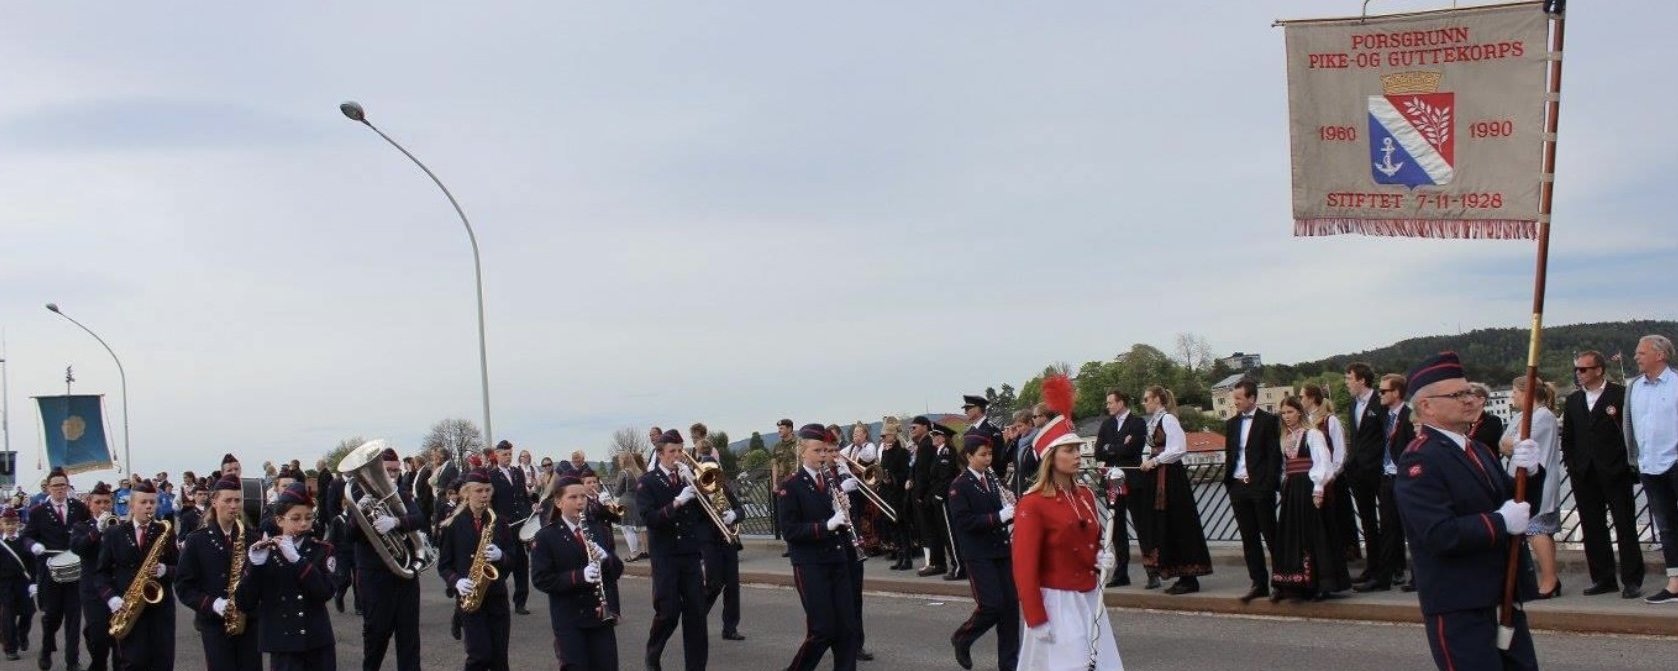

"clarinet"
[578,514,618,623]
[826,467,865,558]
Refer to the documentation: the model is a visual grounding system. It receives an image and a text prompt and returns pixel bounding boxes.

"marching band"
[0,349,1602,671]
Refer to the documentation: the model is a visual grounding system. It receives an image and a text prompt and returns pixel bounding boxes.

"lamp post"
[45,303,131,476]
[338,101,494,450]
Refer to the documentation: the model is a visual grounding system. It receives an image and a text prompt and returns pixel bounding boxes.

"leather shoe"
[67,665,83,671]
[1581,581,1616,596]
[953,638,973,670]
[4,652,16,662]
[1106,574,1131,588]
[516,606,532,615]
[38,652,50,671]
[1622,585,1643,600]
[857,649,875,661]
[1238,586,1269,604]
[1144,575,1162,590]
[1400,583,1417,593]
[1164,579,1199,595]
[943,571,966,581]
[1352,581,1391,593]
[916,565,946,577]
[1352,571,1372,584]
[722,631,746,641]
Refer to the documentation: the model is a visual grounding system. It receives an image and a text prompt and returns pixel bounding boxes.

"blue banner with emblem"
[34,395,114,474]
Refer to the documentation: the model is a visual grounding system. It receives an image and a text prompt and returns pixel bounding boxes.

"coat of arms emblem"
[1368,71,1454,188]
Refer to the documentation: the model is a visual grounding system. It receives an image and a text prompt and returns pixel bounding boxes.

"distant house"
[1484,386,1514,423]
[1218,352,1263,371]
[1210,374,1290,420]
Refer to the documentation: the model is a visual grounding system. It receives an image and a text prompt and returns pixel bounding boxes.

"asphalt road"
[138,575,1676,670]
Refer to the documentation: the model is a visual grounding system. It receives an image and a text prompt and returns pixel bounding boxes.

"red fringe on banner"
[1294,218,1536,239]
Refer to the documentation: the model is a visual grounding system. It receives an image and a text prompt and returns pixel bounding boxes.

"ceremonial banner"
[34,395,114,474]
[1282,2,1549,238]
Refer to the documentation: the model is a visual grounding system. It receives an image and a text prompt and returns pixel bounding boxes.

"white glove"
[1496,500,1531,535]
[153,563,167,578]
[583,563,602,584]
[840,478,860,493]
[825,510,847,531]
[999,505,1015,523]
[277,536,300,563]
[454,578,475,597]
[484,544,503,562]
[1029,622,1055,644]
[107,596,123,613]
[722,510,738,525]
[674,486,698,506]
[588,541,610,559]
[1510,439,1540,472]
[372,515,398,534]
[1096,550,1116,572]
[212,598,228,616]
[29,543,44,556]
[28,584,37,599]
[248,545,271,565]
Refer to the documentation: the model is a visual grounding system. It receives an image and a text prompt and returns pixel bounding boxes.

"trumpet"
[676,452,741,547]
[596,487,626,518]
[832,453,897,523]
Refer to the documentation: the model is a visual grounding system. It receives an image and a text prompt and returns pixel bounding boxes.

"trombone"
[676,451,741,547]
[832,453,897,523]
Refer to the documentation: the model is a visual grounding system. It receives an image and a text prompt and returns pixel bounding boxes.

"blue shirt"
[157,491,176,517]
[1629,367,1678,475]
[114,488,132,517]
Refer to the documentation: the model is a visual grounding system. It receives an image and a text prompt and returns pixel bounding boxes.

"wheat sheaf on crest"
[1402,97,1451,149]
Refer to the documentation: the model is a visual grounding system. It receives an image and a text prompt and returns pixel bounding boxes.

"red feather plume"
[1042,373,1075,421]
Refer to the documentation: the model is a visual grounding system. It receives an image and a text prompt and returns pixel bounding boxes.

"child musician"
[0,508,36,661]
[236,482,336,671]
[93,480,178,671]
[438,469,511,671]
[531,475,624,670]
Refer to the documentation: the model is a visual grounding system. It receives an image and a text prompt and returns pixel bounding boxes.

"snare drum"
[46,552,81,584]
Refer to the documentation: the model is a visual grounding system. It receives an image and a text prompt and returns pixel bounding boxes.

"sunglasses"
[1378,387,1396,394]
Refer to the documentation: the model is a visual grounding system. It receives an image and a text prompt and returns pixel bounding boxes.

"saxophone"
[110,519,173,640]
[458,509,499,614]
[224,519,248,636]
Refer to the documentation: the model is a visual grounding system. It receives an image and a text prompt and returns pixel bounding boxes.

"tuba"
[109,519,172,640]
[337,440,436,579]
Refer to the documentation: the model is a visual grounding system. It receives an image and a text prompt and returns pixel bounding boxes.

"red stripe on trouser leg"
[1435,614,1456,671]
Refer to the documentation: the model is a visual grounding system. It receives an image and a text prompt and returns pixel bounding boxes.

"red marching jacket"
[1010,484,1102,627]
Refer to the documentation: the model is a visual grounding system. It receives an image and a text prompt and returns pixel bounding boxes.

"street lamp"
[338,101,494,450]
[44,303,131,477]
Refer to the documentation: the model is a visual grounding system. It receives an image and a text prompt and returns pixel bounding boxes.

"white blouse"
[1285,427,1334,495]
[1149,412,1187,464]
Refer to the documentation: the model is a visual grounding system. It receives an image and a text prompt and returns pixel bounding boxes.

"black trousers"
[1370,475,1407,584]
[918,497,948,567]
[1,587,33,654]
[359,569,421,671]
[554,622,617,671]
[1108,493,1131,578]
[196,621,261,671]
[334,552,361,612]
[953,556,1019,671]
[1423,607,1537,671]
[1348,470,1385,563]
[113,601,174,671]
[645,553,707,671]
[270,645,336,671]
[1570,467,1645,588]
[508,543,530,610]
[39,577,81,664]
[1227,481,1278,588]
[461,591,510,671]
[702,541,741,634]
[846,558,865,652]
[1330,477,1360,558]
[788,563,856,671]
[80,593,114,671]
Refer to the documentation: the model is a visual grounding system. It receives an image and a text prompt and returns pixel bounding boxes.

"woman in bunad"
[877,418,914,571]
[843,422,883,554]
[1012,412,1122,671]
[611,453,647,563]
[1302,384,1359,565]
[1136,386,1213,595]
[1499,376,1564,599]
[1270,396,1351,601]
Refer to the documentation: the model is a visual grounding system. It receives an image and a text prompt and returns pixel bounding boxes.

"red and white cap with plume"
[1032,373,1082,457]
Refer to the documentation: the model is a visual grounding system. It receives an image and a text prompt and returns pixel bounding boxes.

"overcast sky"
[2,1,1673,485]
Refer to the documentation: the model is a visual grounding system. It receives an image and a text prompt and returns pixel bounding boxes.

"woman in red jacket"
[1012,416,1124,670]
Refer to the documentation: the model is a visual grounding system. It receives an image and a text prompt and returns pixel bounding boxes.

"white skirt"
[1018,587,1124,671]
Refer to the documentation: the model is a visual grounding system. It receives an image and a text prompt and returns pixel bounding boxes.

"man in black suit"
[1563,350,1644,598]
[1355,373,1416,592]
[490,440,534,615]
[928,423,964,581]
[1342,363,1384,566]
[1224,379,1282,603]
[22,467,89,671]
[909,417,945,577]
[961,395,1006,480]
[1095,390,1147,588]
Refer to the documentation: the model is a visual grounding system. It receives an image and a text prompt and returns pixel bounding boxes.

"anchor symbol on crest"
[1374,137,1405,177]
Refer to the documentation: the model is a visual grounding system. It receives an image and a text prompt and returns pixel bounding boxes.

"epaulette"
[1402,434,1430,455]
